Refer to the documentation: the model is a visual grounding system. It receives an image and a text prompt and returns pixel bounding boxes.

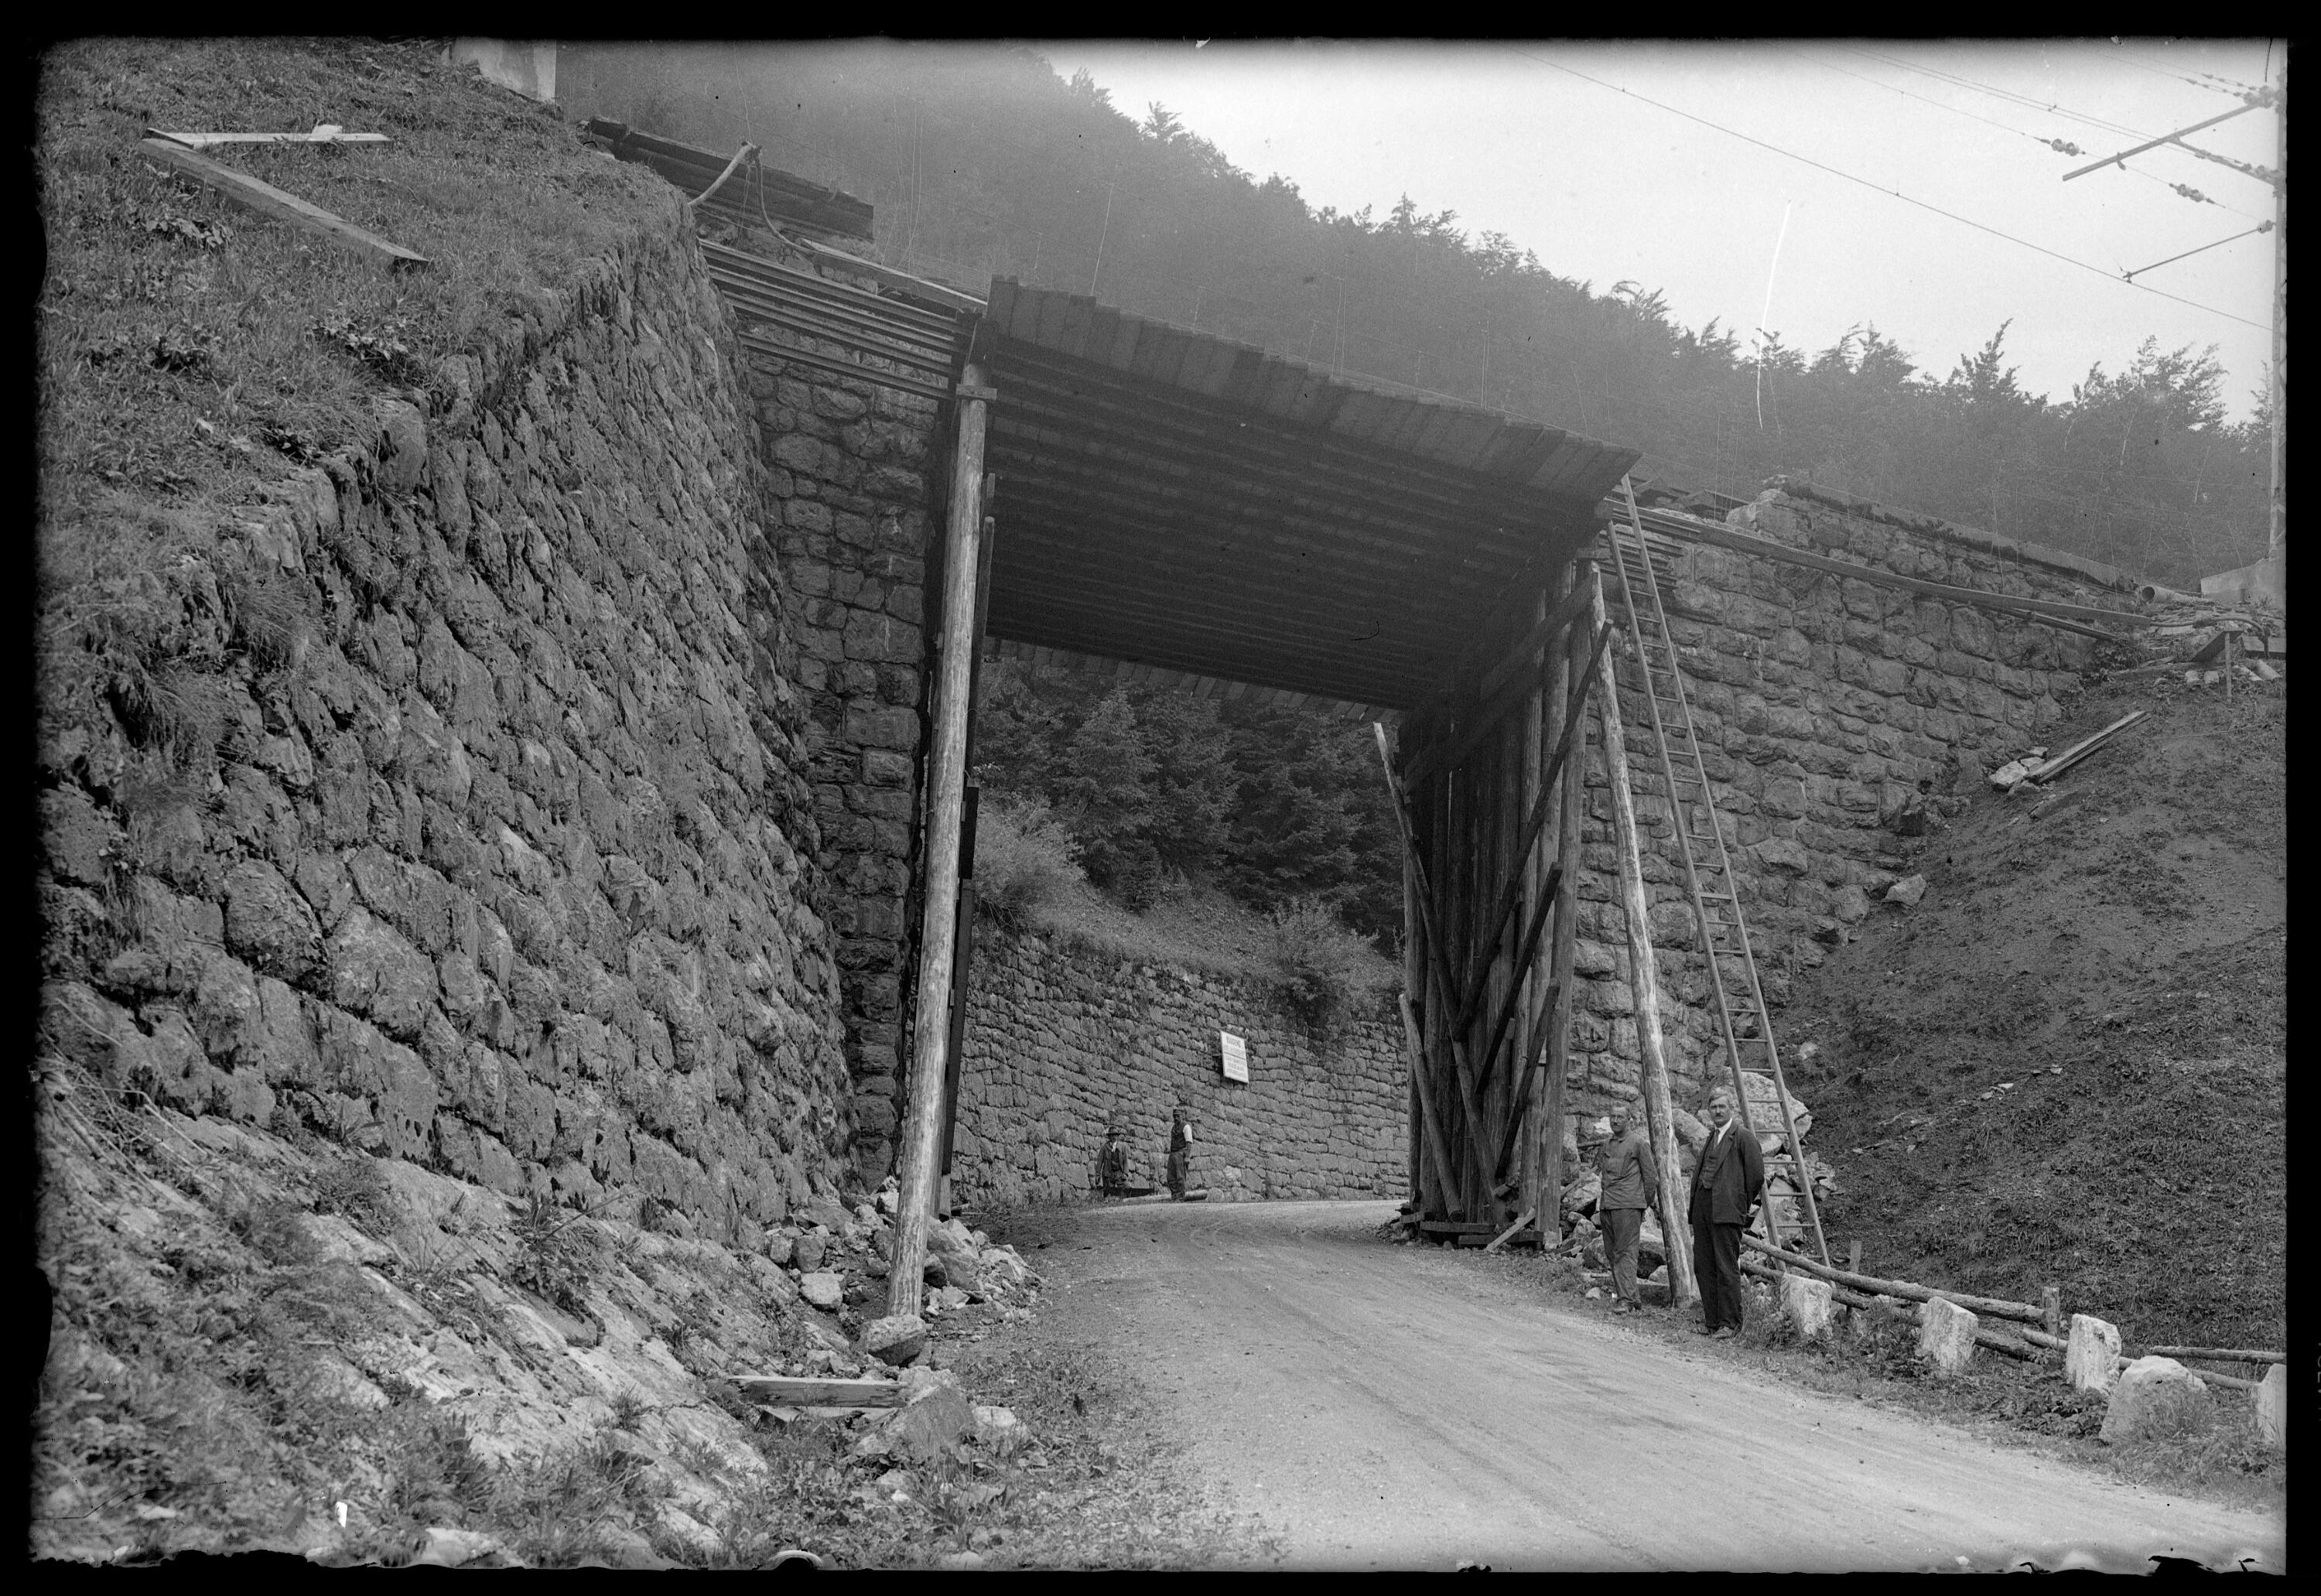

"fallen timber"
[1738,1258,2048,1362]
[1740,1234,2046,1324]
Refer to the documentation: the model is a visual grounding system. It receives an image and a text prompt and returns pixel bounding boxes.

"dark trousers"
[1167,1148,1188,1198]
[1691,1210,1745,1330]
[1601,1208,1643,1304]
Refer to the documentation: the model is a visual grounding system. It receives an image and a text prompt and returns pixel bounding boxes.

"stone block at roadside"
[2254,1364,2285,1450]
[2065,1314,2121,1396]
[1916,1295,1977,1375]
[1779,1273,1837,1341]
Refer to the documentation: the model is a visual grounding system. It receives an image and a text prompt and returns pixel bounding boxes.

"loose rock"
[861,1313,926,1366]
[1779,1274,1837,1341]
[798,1272,843,1311]
[1884,874,1928,907]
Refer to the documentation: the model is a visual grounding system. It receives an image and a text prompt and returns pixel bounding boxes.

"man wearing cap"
[1595,1098,1660,1314]
[1689,1086,1763,1339]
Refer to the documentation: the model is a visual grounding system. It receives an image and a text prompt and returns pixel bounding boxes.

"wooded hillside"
[569,42,2272,593]
[562,43,2268,942]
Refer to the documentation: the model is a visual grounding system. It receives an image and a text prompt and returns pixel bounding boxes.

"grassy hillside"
[1781,675,2286,1352]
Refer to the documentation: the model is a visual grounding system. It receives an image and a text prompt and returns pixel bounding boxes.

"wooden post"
[935,492,997,1215]
[2042,1283,2063,1340]
[1850,1238,1864,1276]
[1398,995,1460,1219]
[890,364,989,1321]
[1541,563,1584,1241]
[1589,569,1699,1311]
[1516,588,1547,1224]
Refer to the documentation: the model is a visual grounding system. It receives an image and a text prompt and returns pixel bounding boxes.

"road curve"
[1032,1199,2284,1573]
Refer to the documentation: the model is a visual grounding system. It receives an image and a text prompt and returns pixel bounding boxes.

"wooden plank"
[1738,1234,2046,1324]
[1483,1207,1537,1253]
[733,1375,908,1406]
[135,137,427,269]
[149,127,388,146]
[2025,710,2148,783]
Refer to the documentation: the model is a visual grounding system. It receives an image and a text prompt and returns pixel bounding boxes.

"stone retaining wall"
[950,927,1407,1208]
[743,320,949,1186]
[1560,484,2113,1118]
[38,208,858,1238]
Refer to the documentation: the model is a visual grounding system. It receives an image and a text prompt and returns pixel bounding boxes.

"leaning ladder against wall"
[1598,478,1830,1267]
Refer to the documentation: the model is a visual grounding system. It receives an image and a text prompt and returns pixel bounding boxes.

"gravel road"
[1022,1198,2285,1572]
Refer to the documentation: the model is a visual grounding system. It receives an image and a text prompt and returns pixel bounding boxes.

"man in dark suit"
[1688,1086,1763,1339]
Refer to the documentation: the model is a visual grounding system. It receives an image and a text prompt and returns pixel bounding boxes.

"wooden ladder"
[1599,479,1830,1266]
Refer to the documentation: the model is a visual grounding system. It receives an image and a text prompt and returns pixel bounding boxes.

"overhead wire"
[1498,46,2271,333]
[1778,46,2268,223]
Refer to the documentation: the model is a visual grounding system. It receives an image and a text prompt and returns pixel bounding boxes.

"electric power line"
[1829,44,2156,142]
[1500,47,2271,335]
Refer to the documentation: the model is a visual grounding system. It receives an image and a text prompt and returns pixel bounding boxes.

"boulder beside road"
[2098,1357,2216,1447]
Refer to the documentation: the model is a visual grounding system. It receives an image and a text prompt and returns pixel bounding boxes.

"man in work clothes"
[1595,1099,1660,1314]
[1166,1107,1194,1200]
[1689,1086,1763,1339]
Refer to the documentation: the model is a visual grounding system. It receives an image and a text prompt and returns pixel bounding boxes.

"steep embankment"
[1782,675,2286,1351]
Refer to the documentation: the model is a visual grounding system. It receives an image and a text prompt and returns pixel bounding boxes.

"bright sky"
[1038,39,2282,421]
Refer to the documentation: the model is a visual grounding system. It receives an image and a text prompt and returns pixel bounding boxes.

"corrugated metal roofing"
[973,279,1640,711]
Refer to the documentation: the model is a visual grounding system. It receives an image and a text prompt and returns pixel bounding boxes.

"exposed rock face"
[2098,1356,2216,1446]
[37,217,856,1241]
[952,926,1406,1208]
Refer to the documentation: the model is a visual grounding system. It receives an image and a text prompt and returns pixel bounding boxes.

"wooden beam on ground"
[890,364,990,1318]
[1738,1234,2049,1324]
[148,127,388,146]
[1484,1207,1537,1253]
[733,1375,907,1406]
[1591,571,1698,1312]
[2135,1345,2285,1365]
[2026,710,2148,784]
[135,137,428,270]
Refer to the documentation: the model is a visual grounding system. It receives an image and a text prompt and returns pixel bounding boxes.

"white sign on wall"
[1219,1030,1249,1083]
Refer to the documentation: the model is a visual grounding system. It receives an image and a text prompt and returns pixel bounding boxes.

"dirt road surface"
[1027,1199,2285,1572]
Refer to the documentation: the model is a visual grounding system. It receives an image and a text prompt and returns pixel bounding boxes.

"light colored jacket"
[1595,1128,1660,1212]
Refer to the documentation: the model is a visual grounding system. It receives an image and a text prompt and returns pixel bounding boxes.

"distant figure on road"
[1167,1106,1194,1200]
[1595,1098,1660,1314]
[1101,1116,1132,1197]
[1689,1086,1763,1340]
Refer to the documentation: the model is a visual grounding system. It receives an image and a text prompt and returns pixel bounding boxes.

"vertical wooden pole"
[890,363,988,1321]
[1402,831,1425,1208]
[1589,569,1700,1311]
[1399,994,1460,1220]
[935,488,997,1215]
[1540,564,1585,1242]
[1516,588,1547,1223]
